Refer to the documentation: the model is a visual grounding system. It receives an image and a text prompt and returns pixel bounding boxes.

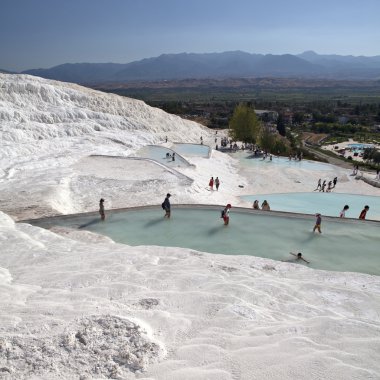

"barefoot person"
[222,203,232,225]
[315,178,322,191]
[313,213,322,233]
[162,193,171,218]
[359,205,369,220]
[209,176,214,190]
[99,198,105,221]
[339,205,349,218]
[215,177,220,191]
[261,200,270,211]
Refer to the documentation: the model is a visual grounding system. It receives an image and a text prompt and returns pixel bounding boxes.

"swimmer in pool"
[284,252,310,264]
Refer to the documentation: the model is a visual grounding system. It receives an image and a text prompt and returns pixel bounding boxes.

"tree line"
[229,104,289,154]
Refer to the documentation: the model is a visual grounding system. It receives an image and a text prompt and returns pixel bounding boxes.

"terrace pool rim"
[19,204,380,226]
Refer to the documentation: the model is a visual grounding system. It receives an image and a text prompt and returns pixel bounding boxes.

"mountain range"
[8,51,380,83]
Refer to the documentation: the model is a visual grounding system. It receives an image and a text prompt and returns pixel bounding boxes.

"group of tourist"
[311,204,371,235]
[94,137,377,271]
[165,152,175,161]
[97,196,371,267]
[338,204,371,219]
[208,176,220,191]
[315,177,338,192]
[252,199,270,211]
[289,152,303,161]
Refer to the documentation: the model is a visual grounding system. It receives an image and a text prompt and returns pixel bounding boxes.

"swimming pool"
[347,143,374,151]
[25,206,380,276]
[172,143,210,158]
[241,192,380,221]
[234,151,335,172]
[133,145,193,167]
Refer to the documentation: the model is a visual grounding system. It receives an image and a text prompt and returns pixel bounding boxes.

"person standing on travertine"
[99,198,105,221]
[209,177,214,190]
[215,177,220,191]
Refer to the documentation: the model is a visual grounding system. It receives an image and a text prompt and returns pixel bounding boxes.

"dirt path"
[303,143,354,170]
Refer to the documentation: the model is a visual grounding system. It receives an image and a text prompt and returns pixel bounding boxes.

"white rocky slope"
[0,74,224,219]
[0,74,380,379]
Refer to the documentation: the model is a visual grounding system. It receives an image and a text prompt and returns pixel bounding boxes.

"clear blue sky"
[1,0,379,71]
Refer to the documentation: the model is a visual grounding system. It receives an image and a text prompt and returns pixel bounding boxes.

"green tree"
[229,104,261,143]
[276,113,286,136]
[273,138,288,155]
[363,148,376,161]
[260,127,276,152]
[373,151,380,165]
[293,112,304,125]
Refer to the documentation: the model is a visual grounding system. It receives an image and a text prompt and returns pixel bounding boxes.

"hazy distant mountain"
[0,69,14,74]
[21,51,380,83]
[297,51,380,78]
[23,63,127,83]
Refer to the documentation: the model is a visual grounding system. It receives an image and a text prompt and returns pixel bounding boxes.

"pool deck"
[172,142,212,158]
[133,145,196,168]
[90,154,194,184]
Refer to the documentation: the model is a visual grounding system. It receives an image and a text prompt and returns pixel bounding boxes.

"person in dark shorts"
[313,213,322,233]
[215,177,220,191]
[162,193,171,218]
[99,198,105,221]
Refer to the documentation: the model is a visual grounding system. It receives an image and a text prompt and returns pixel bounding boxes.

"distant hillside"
[0,68,14,74]
[21,51,380,83]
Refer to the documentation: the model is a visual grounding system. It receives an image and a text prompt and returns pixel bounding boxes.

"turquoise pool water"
[234,151,335,172]
[27,207,380,276]
[347,143,374,151]
[241,193,380,221]
[133,145,192,167]
[172,143,210,157]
